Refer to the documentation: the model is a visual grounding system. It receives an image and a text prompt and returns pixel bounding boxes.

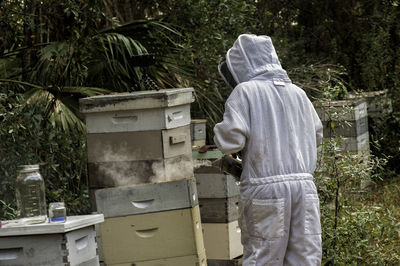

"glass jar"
[15,164,47,224]
[48,202,66,223]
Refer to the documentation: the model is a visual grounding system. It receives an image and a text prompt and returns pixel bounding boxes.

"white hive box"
[314,99,369,153]
[95,178,198,218]
[79,88,194,133]
[99,206,205,265]
[202,220,243,260]
[0,214,103,266]
[195,167,240,198]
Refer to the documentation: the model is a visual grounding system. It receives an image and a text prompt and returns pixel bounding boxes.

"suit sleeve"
[312,107,323,146]
[213,88,250,155]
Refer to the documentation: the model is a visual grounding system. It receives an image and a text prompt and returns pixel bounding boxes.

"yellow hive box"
[99,206,205,265]
[108,252,206,266]
[202,220,243,260]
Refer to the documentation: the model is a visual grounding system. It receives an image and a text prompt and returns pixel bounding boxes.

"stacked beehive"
[194,161,243,264]
[79,88,206,266]
[314,99,369,155]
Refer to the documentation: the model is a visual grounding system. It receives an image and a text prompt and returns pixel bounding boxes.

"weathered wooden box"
[314,99,370,153]
[191,119,207,147]
[99,206,205,265]
[0,215,103,266]
[106,253,206,266]
[199,196,239,223]
[195,167,240,198]
[95,178,198,218]
[348,89,392,118]
[202,220,243,260]
[87,125,191,163]
[79,88,194,133]
[88,153,193,188]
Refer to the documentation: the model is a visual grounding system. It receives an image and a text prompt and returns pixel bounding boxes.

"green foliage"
[0,93,89,219]
[315,138,400,264]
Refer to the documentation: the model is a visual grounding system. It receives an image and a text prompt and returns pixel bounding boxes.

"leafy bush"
[315,138,400,264]
[0,92,89,220]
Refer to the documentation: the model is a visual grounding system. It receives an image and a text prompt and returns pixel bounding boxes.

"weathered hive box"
[199,196,239,223]
[95,178,198,218]
[314,99,369,153]
[191,119,207,147]
[79,88,194,133]
[79,89,195,188]
[87,154,193,188]
[0,215,103,266]
[195,167,240,198]
[99,206,205,265]
[106,253,206,266]
[202,220,243,260]
[348,89,392,118]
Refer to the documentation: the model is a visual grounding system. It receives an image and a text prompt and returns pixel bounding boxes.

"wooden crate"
[348,89,392,118]
[99,206,205,265]
[86,125,191,163]
[202,220,243,260]
[88,153,193,188]
[79,88,194,133]
[199,196,239,223]
[195,170,240,198]
[95,178,198,218]
[314,99,370,154]
[107,253,206,266]
[0,215,103,266]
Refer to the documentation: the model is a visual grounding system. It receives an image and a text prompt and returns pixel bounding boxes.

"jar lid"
[18,164,40,172]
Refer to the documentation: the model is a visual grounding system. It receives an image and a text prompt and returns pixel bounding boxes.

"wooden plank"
[0,215,104,236]
[79,88,194,113]
[95,178,198,218]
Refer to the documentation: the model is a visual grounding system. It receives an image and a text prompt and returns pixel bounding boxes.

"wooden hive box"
[99,206,205,265]
[0,215,103,266]
[95,178,198,218]
[202,220,243,260]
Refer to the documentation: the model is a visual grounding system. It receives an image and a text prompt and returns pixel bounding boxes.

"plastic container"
[49,202,66,223]
[15,164,47,224]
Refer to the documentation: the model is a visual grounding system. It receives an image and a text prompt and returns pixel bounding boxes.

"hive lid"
[0,214,104,236]
[79,88,194,113]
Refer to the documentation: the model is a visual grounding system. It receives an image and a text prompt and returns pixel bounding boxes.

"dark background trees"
[1,0,400,263]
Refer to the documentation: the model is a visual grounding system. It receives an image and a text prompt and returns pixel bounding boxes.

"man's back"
[213,34,323,266]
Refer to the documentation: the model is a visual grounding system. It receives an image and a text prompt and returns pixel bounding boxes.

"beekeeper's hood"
[225,34,290,85]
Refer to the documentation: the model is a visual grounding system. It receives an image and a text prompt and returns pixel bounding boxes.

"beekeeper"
[214,34,323,265]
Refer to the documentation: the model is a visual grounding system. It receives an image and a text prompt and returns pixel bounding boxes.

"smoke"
[94,144,194,186]
[193,159,212,170]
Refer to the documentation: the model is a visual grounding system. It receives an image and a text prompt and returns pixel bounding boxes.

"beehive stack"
[194,161,243,263]
[314,99,369,155]
[79,88,206,266]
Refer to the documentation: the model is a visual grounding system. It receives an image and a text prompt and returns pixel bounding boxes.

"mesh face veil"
[218,60,237,89]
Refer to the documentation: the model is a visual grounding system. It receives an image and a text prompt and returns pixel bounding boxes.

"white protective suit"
[214,34,323,266]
